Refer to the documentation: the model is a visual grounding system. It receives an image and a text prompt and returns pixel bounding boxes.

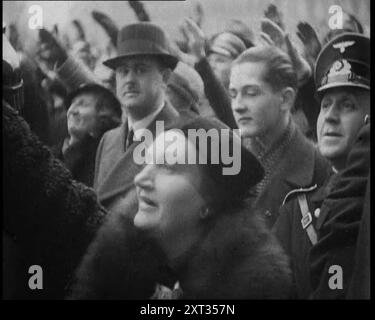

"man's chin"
[319,145,346,161]
[238,127,258,138]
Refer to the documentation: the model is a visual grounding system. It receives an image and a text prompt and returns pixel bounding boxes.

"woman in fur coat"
[69,117,292,299]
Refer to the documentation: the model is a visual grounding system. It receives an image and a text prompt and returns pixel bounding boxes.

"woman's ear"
[280,87,296,113]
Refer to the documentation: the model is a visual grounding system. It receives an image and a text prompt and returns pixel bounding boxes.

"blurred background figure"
[166,61,204,115]
[207,19,255,89]
[91,10,119,91]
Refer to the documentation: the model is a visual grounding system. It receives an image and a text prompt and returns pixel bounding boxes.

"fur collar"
[168,206,292,299]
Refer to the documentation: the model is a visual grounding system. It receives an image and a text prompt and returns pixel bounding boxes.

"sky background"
[3,0,370,52]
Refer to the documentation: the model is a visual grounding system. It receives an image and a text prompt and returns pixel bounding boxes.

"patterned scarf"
[245,120,296,197]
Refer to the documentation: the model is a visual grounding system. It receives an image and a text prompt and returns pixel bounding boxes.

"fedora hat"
[103,22,178,70]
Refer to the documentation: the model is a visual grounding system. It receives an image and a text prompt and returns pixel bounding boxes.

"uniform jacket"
[309,124,370,299]
[273,173,334,299]
[275,124,370,299]
[347,172,370,299]
[255,125,331,228]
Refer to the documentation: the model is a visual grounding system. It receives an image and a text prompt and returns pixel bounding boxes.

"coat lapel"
[97,102,180,204]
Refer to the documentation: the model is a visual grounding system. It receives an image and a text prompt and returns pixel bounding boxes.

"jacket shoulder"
[103,125,123,140]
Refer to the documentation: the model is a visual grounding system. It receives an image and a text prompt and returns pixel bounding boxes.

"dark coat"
[68,201,292,299]
[168,206,293,299]
[347,173,370,299]
[194,57,237,129]
[273,173,334,299]
[309,124,370,299]
[93,102,181,211]
[2,101,106,299]
[256,126,331,228]
[52,135,101,187]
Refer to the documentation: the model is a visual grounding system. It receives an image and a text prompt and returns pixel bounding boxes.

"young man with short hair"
[229,45,330,228]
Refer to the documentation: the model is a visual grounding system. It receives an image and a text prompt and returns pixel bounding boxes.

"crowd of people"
[3,2,370,300]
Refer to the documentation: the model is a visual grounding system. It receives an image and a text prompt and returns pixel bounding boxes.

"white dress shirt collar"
[128,102,165,139]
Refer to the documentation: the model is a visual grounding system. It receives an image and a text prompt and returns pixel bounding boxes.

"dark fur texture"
[68,196,292,299]
[3,102,106,299]
[173,205,293,299]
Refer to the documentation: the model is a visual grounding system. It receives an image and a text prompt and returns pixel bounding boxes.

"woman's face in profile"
[134,131,206,241]
[67,93,98,139]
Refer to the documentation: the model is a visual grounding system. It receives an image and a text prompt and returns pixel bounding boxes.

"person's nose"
[324,102,340,124]
[67,103,79,116]
[123,68,137,85]
[232,95,247,114]
[134,165,154,191]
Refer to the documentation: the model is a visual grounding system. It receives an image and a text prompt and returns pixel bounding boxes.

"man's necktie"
[125,129,134,150]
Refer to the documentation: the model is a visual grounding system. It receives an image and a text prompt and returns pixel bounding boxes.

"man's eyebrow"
[242,85,260,90]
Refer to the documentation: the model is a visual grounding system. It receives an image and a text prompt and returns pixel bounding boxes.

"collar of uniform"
[309,171,337,204]
[128,101,165,140]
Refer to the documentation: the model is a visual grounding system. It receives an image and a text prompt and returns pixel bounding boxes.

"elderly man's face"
[116,56,168,120]
[317,87,370,164]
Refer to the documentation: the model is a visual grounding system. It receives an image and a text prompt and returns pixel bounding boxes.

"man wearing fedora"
[67,22,194,299]
[93,22,182,208]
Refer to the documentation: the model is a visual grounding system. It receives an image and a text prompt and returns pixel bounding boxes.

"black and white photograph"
[2,0,371,305]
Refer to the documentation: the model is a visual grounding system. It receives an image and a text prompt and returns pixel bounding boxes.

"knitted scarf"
[245,120,296,197]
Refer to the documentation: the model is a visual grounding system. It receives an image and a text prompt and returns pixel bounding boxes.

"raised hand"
[260,18,286,50]
[170,40,196,67]
[264,3,285,31]
[191,2,204,28]
[260,18,312,86]
[296,22,321,67]
[259,31,276,47]
[181,17,207,63]
[37,28,67,68]
[285,34,312,86]
[92,10,119,47]
[128,0,150,22]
